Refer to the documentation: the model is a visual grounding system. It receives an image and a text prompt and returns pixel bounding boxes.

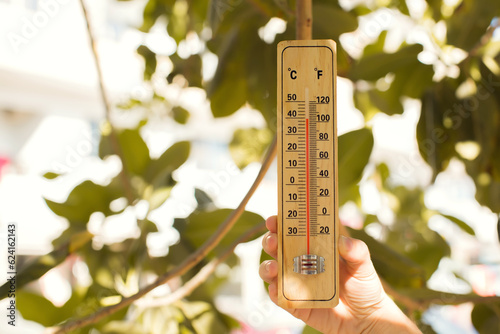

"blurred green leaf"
[362,30,388,58]
[134,300,231,334]
[208,16,272,121]
[349,44,424,82]
[45,180,123,225]
[472,303,500,334]
[168,54,203,88]
[354,89,380,120]
[338,128,374,204]
[144,141,190,187]
[418,320,438,334]
[246,36,278,127]
[244,0,287,18]
[177,300,229,334]
[101,321,146,334]
[425,0,443,21]
[209,69,247,118]
[367,87,404,116]
[16,288,86,327]
[388,223,449,281]
[169,206,262,279]
[141,0,175,33]
[381,186,450,279]
[100,127,151,176]
[137,45,157,81]
[354,37,433,117]
[167,1,188,44]
[351,4,373,16]
[176,209,264,252]
[47,284,130,332]
[229,127,273,169]
[416,80,461,180]
[447,1,500,51]
[497,216,500,243]
[147,186,173,211]
[0,231,93,298]
[143,219,159,234]
[43,171,61,180]
[302,325,322,334]
[312,3,358,40]
[81,239,138,285]
[207,3,286,125]
[208,0,285,34]
[336,44,354,77]
[17,291,69,326]
[390,0,409,15]
[186,259,236,303]
[348,227,427,288]
[376,162,391,184]
[363,213,379,228]
[118,129,151,175]
[207,0,231,33]
[474,179,500,214]
[194,188,216,211]
[440,213,475,235]
[172,106,191,124]
[454,67,500,211]
[164,227,197,270]
[391,61,435,100]
[187,0,208,35]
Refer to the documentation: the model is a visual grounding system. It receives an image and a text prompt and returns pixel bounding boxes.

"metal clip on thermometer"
[277,40,339,309]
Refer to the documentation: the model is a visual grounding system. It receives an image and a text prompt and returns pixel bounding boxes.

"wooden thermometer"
[277,40,339,308]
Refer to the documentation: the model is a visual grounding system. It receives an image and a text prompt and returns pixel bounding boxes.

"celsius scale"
[277,39,339,308]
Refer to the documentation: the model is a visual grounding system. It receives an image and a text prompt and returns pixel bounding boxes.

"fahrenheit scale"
[277,40,339,308]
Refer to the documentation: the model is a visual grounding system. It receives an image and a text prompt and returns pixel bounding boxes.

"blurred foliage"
[3,0,500,333]
[229,127,273,169]
[472,303,500,334]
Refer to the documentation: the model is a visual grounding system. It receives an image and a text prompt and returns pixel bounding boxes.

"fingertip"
[259,260,278,283]
[262,232,278,258]
[267,259,278,276]
[266,216,278,233]
[339,235,353,254]
[268,282,278,303]
[262,231,270,249]
[339,235,370,265]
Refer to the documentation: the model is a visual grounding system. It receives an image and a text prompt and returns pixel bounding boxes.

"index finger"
[266,216,278,233]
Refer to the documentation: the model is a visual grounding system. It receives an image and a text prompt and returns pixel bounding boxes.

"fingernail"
[265,261,271,272]
[262,233,269,248]
[265,234,272,246]
[340,235,352,252]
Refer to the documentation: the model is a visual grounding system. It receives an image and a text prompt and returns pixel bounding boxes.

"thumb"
[339,235,377,279]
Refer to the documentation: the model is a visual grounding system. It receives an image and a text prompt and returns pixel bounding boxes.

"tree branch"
[418,293,500,307]
[79,0,135,203]
[380,278,425,313]
[381,277,500,314]
[135,222,266,310]
[80,0,155,269]
[47,137,277,333]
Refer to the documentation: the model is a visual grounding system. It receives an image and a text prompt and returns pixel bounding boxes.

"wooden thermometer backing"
[277,40,339,309]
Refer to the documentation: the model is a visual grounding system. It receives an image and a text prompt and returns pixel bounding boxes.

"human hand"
[259,216,421,334]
